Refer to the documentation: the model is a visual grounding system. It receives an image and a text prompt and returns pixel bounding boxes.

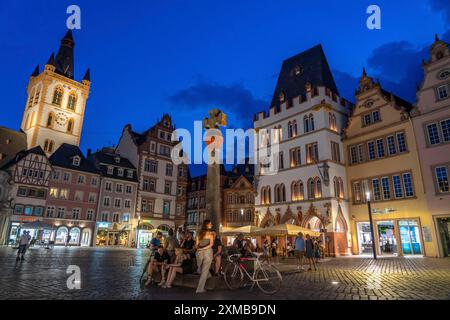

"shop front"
[355,218,423,256]
[96,222,131,247]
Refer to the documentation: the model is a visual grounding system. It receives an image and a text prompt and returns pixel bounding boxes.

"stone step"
[150,273,229,290]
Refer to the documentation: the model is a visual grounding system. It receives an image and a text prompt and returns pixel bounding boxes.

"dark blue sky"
[1,0,449,176]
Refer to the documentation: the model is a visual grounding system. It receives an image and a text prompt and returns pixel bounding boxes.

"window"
[44,139,55,153]
[381,177,390,200]
[107,166,114,175]
[393,175,403,198]
[376,139,385,158]
[331,142,341,162]
[105,182,112,191]
[372,110,381,123]
[57,207,65,218]
[103,197,111,207]
[149,180,156,192]
[435,166,449,193]
[112,213,120,223]
[49,188,58,198]
[372,179,381,201]
[438,69,450,80]
[122,214,130,223]
[363,114,371,126]
[67,92,77,111]
[306,143,318,164]
[159,145,171,157]
[144,160,158,173]
[402,173,414,197]
[14,205,24,215]
[309,115,315,131]
[34,207,43,216]
[387,136,396,155]
[278,151,284,169]
[437,85,448,100]
[47,113,54,128]
[60,189,69,200]
[127,170,133,178]
[52,86,63,105]
[396,132,407,152]
[290,148,301,167]
[72,208,80,220]
[357,144,364,163]
[117,168,124,177]
[67,119,74,134]
[87,209,94,221]
[353,182,362,203]
[163,200,170,216]
[101,212,109,222]
[77,175,85,184]
[124,199,131,208]
[304,116,309,133]
[178,167,184,177]
[125,185,132,194]
[116,183,123,193]
[88,193,96,203]
[46,206,55,218]
[350,146,358,164]
[166,164,173,176]
[164,181,172,194]
[114,198,121,208]
[441,119,450,142]
[74,191,83,201]
[427,124,441,145]
[91,177,98,186]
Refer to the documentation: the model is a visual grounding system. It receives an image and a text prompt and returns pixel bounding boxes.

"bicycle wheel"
[224,262,244,290]
[255,265,282,295]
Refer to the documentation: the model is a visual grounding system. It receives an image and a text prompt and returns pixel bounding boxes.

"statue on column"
[203,109,227,236]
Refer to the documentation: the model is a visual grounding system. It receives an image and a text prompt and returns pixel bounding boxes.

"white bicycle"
[223,252,282,295]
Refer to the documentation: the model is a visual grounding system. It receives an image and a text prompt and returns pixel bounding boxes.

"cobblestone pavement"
[1,246,449,300]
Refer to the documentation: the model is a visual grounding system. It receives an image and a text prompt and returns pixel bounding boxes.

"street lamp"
[366,191,377,260]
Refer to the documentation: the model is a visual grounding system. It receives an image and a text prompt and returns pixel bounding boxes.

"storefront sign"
[422,226,432,242]
[97,222,111,229]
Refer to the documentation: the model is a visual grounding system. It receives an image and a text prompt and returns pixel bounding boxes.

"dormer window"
[72,156,80,166]
[118,168,124,176]
[127,170,133,178]
[279,91,285,102]
[438,69,450,80]
[107,166,114,175]
[114,157,120,164]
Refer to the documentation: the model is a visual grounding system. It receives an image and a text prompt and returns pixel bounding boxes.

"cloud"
[168,79,268,129]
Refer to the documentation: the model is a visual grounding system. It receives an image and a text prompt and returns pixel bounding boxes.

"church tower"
[20,30,91,155]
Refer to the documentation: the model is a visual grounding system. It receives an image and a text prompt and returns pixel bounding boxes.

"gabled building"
[412,35,450,257]
[20,30,91,156]
[0,126,27,169]
[0,146,52,244]
[343,69,437,257]
[88,148,139,247]
[116,114,187,248]
[254,45,353,256]
[46,143,100,246]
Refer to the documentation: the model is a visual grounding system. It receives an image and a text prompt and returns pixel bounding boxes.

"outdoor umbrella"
[252,223,320,237]
[221,225,263,236]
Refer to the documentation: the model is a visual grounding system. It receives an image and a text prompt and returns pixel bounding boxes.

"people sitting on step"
[145,245,170,286]
[162,248,193,288]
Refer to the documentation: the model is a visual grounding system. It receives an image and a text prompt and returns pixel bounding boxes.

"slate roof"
[1,145,46,170]
[271,44,339,108]
[49,143,97,174]
[88,149,138,182]
[0,126,27,169]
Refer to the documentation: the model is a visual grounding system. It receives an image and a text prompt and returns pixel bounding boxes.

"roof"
[88,148,138,182]
[0,126,27,169]
[271,44,338,108]
[1,145,47,170]
[49,143,97,173]
[380,88,413,112]
[54,30,75,79]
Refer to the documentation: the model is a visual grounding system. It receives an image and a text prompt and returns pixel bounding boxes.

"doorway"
[377,221,397,255]
[399,220,422,255]
[437,217,450,257]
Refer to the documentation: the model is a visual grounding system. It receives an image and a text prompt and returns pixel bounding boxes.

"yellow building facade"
[343,70,438,257]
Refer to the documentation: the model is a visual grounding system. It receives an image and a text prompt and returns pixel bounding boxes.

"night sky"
[1,0,449,176]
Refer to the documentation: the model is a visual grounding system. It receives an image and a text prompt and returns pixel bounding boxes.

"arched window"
[291,181,298,201]
[228,193,233,204]
[67,92,77,111]
[247,193,253,204]
[315,178,322,198]
[44,139,55,153]
[52,86,64,106]
[304,115,309,133]
[67,119,74,134]
[34,87,41,105]
[278,125,283,142]
[309,114,315,131]
[281,184,286,202]
[293,120,298,136]
[308,178,315,199]
[334,177,339,198]
[339,178,344,199]
[298,181,304,200]
[46,112,55,128]
[274,185,279,203]
[288,121,293,138]
[28,89,35,108]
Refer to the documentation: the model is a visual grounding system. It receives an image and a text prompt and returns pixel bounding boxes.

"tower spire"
[55,29,75,79]
[83,68,91,82]
[31,64,39,77]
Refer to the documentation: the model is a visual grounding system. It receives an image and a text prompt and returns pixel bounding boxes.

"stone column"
[205,163,222,233]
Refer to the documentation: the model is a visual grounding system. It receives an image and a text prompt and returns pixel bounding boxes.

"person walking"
[195,219,215,293]
[16,231,31,261]
[305,234,317,271]
[294,232,306,270]
[164,228,180,263]
[65,234,71,247]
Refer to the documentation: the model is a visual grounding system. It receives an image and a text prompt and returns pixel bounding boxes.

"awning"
[221,225,263,236]
[252,223,320,237]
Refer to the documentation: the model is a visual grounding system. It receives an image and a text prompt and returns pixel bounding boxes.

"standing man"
[65,234,72,247]
[294,232,306,271]
[16,231,31,261]
[305,234,317,271]
[164,228,180,263]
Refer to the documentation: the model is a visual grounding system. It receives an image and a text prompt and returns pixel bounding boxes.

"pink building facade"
[412,36,450,257]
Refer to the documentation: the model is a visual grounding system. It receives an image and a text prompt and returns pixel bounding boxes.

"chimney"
[87,148,92,157]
